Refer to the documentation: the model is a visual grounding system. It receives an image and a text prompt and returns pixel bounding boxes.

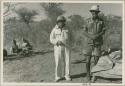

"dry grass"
[3,51,121,83]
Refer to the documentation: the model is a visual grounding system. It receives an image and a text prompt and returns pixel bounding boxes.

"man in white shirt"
[50,16,72,82]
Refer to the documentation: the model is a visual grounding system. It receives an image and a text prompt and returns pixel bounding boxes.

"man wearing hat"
[83,5,106,82]
[50,16,72,82]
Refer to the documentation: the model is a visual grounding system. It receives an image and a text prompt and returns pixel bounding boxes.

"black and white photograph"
[1,0,124,85]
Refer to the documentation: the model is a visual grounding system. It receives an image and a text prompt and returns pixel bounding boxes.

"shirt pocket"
[55,30,61,37]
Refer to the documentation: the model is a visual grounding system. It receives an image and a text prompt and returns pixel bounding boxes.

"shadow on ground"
[3,49,53,61]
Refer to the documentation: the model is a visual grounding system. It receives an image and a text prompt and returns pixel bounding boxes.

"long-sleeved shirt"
[50,25,72,48]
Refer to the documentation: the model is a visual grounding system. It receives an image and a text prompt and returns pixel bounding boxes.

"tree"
[101,14,122,50]
[15,7,38,43]
[68,15,85,30]
[40,3,65,23]
[15,8,38,25]
[3,2,18,17]
[3,2,19,23]
[67,15,85,49]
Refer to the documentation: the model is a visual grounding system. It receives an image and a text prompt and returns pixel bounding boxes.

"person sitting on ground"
[21,38,32,54]
[3,49,8,60]
[3,49,7,57]
[10,39,20,54]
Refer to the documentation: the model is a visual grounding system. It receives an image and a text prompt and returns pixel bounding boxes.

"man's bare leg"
[85,55,91,82]
[94,56,99,65]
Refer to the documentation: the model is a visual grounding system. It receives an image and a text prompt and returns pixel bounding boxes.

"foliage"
[4,3,122,52]
[15,8,38,25]
[41,3,65,23]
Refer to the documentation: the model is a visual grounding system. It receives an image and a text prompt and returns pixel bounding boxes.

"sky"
[4,3,123,21]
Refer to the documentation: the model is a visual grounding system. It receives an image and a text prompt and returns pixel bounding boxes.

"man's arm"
[94,21,107,38]
[50,29,58,45]
[82,31,95,40]
[95,28,106,37]
[82,25,96,40]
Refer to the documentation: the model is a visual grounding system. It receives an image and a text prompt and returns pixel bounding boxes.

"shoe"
[54,77,61,82]
[65,76,72,81]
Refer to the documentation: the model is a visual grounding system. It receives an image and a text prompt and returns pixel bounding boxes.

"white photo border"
[0,0,125,86]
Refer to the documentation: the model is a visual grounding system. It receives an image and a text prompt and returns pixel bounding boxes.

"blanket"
[91,50,122,78]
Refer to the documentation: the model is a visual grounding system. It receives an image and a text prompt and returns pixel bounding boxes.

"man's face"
[57,21,65,28]
[91,11,99,19]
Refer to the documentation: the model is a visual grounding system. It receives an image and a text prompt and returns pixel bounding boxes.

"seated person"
[10,40,20,54]
[3,49,7,57]
[21,38,32,54]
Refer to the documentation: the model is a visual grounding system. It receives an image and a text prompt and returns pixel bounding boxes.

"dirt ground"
[3,51,121,83]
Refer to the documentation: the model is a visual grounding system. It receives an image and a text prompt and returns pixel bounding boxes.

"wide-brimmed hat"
[90,5,100,12]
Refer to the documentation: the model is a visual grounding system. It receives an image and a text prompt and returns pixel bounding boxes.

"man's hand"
[56,41,64,46]
[57,41,62,45]
[83,31,98,40]
[91,34,98,40]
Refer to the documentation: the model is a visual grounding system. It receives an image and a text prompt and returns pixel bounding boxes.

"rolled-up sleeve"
[50,29,57,45]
